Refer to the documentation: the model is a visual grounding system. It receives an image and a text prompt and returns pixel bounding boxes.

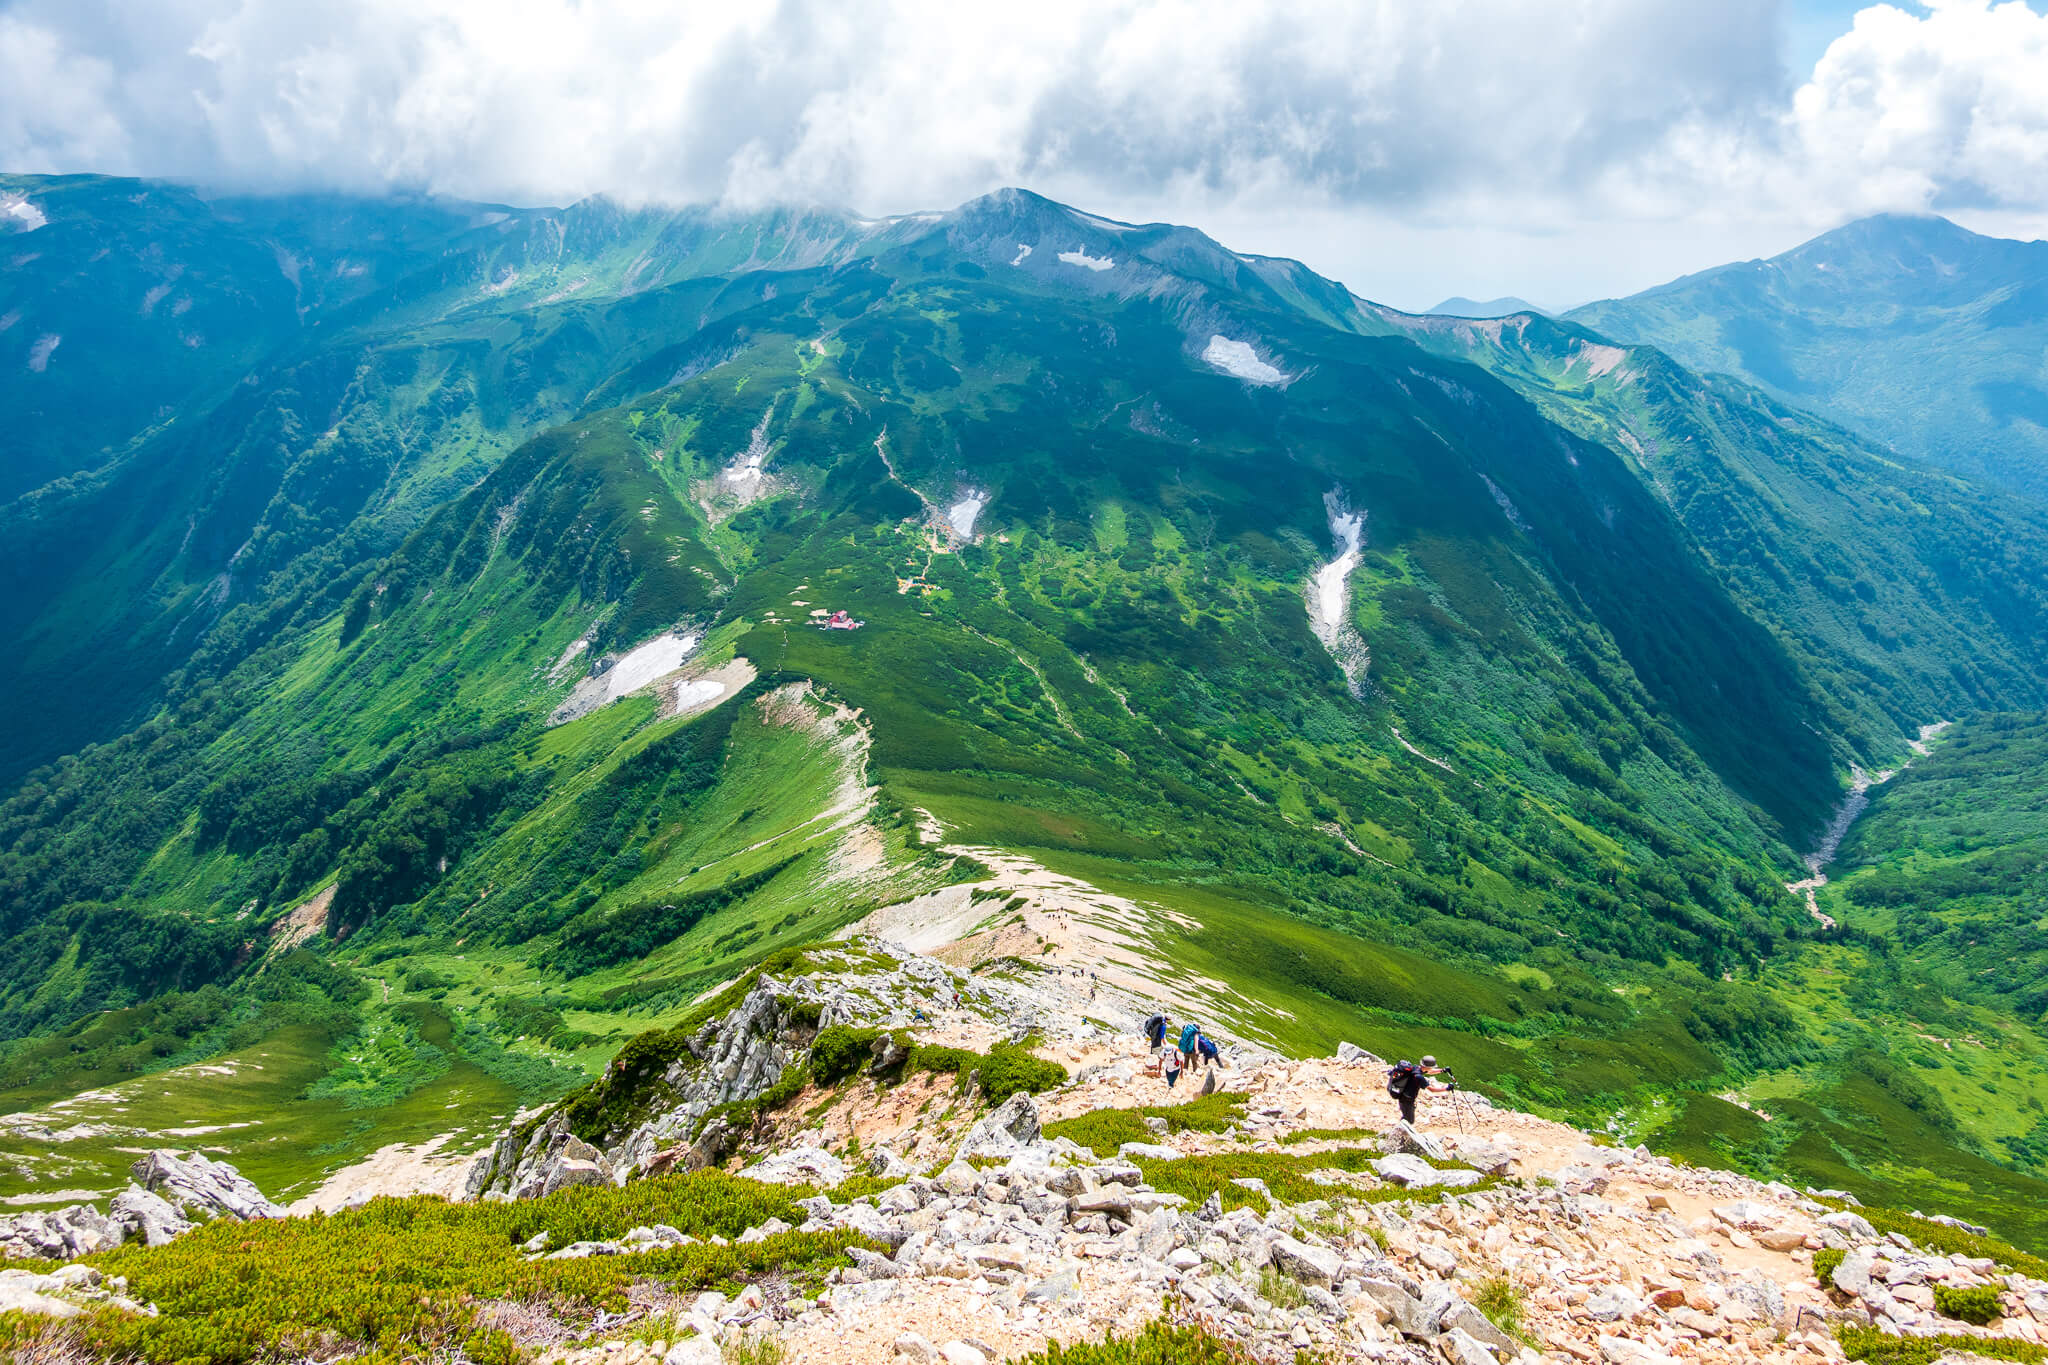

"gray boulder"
[132,1151,284,1221]
[1820,1209,1878,1241]
[111,1186,192,1246]
[1832,1246,1878,1296]
[1391,1122,1447,1161]
[0,1269,85,1319]
[1358,1277,1439,1339]
[740,1146,848,1187]
[1438,1327,1499,1365]
[868,1145,915,1179]
[955,1091,1043,1162]
[1268,1233,1343,1288]
[1374,1152,1478,1188]
[1441,1299,1518,1353]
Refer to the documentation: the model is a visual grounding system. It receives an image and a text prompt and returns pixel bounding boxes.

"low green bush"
[1812,1248,1845,1284]
[1472,1276,1528,1342]
[1822,1200,2048,1280]
[1044,1093,1247,1156]
[972,1044,1067,1102]
[60,1171,868,1364]
[1933,1283,2003,1325]
[1837,1325,2042,1365]
[809,1026,884,1084]
[901,1040,1065,1101]
[1008,1318,1259,1363]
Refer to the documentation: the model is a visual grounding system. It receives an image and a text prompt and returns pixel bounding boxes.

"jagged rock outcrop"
[132,1150,286,1221]
[467,1113,620,1201]
[0,1150,278,1262]
[0,1203,125,1260]
[467,941,1037,1197]
[953,1092,1042,1162]
[111,1186,193,1246]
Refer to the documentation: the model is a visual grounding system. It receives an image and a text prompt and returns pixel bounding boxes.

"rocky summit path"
[5,934,2045,1365]
[482,938,2046,1365]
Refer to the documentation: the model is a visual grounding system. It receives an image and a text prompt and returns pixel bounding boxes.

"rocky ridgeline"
[467,939,1096,1202]
[5,937,2048,1365]
[441,938,2048,1365]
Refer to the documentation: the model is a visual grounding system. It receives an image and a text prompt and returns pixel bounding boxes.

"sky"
[2,0,2046,310]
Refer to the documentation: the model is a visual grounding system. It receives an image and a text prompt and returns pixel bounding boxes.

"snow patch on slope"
[2,195,46,232]
[27,334,59,372]
[549,631,701,724]
[1010,243,1033,266]
[1305,490,1371,694]
[946,490,989,538]
[1203,335,1288,386]
[1057,249,1114,272]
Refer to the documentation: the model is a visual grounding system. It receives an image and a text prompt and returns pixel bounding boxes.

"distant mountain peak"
[1429,295,1547,319]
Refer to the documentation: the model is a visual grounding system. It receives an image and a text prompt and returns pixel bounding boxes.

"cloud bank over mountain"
[2,0,2043,306]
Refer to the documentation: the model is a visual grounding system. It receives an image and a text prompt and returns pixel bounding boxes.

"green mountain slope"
[3,181,2048,1245]
[1567,214,2048,495]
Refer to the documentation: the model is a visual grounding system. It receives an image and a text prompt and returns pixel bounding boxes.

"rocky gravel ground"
[5,936,2046,1365]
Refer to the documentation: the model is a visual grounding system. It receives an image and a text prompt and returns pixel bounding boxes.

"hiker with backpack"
[1177,1021,1202,1068]
[1143,1013,1172,1073]
[1196,1034,1221,1070]
[1161,1043,1184,1090]
[1386,1055,1446,1125]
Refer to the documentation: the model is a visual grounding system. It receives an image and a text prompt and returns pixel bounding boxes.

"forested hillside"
[3,179,2048,1248]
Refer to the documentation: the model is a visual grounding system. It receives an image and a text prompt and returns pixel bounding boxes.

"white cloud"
[0,0,2042,307]
[1790,0,2048,213]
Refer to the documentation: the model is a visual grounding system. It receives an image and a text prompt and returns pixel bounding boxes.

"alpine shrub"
[1933,1283,2003,1325]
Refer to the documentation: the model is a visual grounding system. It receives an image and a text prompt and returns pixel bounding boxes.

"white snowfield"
[670,678,725,711]
[603,632,700,700]
[1203,334,1288,385]
[1057,249,1115,272]
[2,195,46,232]
[1010,243,1033,266]
[947,492,989,538]
[1310,505,1364,647]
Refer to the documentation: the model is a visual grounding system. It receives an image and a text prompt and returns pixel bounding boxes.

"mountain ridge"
[2,176,2048,1255]
[1566,212,2048,494]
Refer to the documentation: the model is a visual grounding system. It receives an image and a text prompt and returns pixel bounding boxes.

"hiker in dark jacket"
[1196,1034,1221,1070]
[1386,1055,1444,1124]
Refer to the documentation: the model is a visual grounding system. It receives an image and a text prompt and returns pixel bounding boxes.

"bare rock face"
[1390,1121,1447,1161]
[468,1113,620,1202]
[741,1146,849,1187]
[111,1186,192,1246]
[0,1151,276,1261]
[954,1091,1043,1162]
[0,1203,125,1260]
[133,1150,287,1222]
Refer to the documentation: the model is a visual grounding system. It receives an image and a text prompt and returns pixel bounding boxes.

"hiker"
[1196,1034,1221,1070]
[1143,1012,1170,1053]
[1178,1021,1201,1067]
[1162,1044,1184,1090]
[1386,1055,1445,1125]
